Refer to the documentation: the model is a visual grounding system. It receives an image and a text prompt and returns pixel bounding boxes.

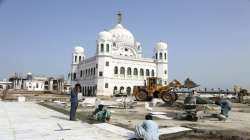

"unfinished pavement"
[0,101,126,140]
[41,97,250,140]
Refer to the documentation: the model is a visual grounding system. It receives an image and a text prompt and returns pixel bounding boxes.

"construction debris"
[150,112,173,120]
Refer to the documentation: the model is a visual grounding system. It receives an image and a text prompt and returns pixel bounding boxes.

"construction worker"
[92,104,111,122]
[135,114,159,140]
[220,99,232,118]
[69,83,81,121]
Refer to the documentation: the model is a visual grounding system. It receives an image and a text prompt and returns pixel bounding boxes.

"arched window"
[82,87,85,95]
[164,53,167,60]
[79,56,81,62]
[85,70,87,76]
[113,86,118,95]
[80,70,83,77]
[75,56,77,62]
[91,68,93,75]
[73,73,76,80]
[84,87,87,96]
[93,85,97,97]
[155,53,158,59]
[151,70,155,77]
[93,68,96,75]
[100,44,104,52]
[160,52,163,59]
[140,69,144,76]
[106,44,109,52]
[133,68,138,76]
[88,69,90,76]
[114,66,118,74]
[127,67,132,75]
[120,67,125,75]
[146,69,150,76]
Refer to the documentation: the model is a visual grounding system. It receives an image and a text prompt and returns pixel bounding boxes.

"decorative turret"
[71,46,84,81]
[72,46,85,64]
[154,42,168,62]
[154,42,168,85]
[96,31,112,56]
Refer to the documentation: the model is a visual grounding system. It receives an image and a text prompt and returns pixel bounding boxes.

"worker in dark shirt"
[69,83,81,121]
[220,99,232,118]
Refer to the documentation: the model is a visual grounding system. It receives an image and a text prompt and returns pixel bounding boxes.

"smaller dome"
[98,31,112,41]
[155,42,168,51]
[74,46,84,53]
[27,72,32,75]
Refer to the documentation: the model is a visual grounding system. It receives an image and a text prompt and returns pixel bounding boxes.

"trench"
[160,129,250,140]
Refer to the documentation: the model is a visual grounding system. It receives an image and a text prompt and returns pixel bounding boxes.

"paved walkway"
[0,101,125,140]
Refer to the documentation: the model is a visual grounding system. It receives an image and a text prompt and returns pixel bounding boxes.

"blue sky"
[0,0,249,89]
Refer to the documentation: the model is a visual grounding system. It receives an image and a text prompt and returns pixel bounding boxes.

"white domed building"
[69,13,168,96]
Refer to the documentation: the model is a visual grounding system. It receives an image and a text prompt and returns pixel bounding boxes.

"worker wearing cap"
[69,84,81,121]
[135,114,159,140]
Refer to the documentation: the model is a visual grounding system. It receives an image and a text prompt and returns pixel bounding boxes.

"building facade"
[69,13,168,96]
[9,73,68,93]
[0,80,12,90]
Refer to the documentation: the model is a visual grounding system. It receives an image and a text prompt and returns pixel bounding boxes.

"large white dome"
[97,31,112,41]
[109,24,135,47]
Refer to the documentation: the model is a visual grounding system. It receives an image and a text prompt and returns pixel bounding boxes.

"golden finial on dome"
[117,11,122,24]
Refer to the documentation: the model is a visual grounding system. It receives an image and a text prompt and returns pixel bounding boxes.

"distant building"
[8,73,25,89]
[8,73,68,93]
[0,79,12,90]
[68,12,168,96]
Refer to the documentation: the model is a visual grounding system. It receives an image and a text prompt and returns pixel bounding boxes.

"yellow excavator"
[132,77,182,105]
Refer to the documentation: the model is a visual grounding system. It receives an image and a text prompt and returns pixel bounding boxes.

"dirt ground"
[39,96,250,140]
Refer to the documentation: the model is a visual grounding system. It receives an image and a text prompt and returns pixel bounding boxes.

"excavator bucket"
[168,79,182,88]
[183,78,199,89]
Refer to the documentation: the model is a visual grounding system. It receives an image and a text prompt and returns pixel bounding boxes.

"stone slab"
[94,123,192,139]
[0,101,125,140]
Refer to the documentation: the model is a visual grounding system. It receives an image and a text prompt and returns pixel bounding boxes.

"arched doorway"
[113,86,118,95]
[91,86,94,96]
[126,87,131,96]
[120,86,124,94]
[87,87,90,96]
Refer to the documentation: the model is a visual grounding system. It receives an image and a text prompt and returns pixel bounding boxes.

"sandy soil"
[39,96,250,140]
